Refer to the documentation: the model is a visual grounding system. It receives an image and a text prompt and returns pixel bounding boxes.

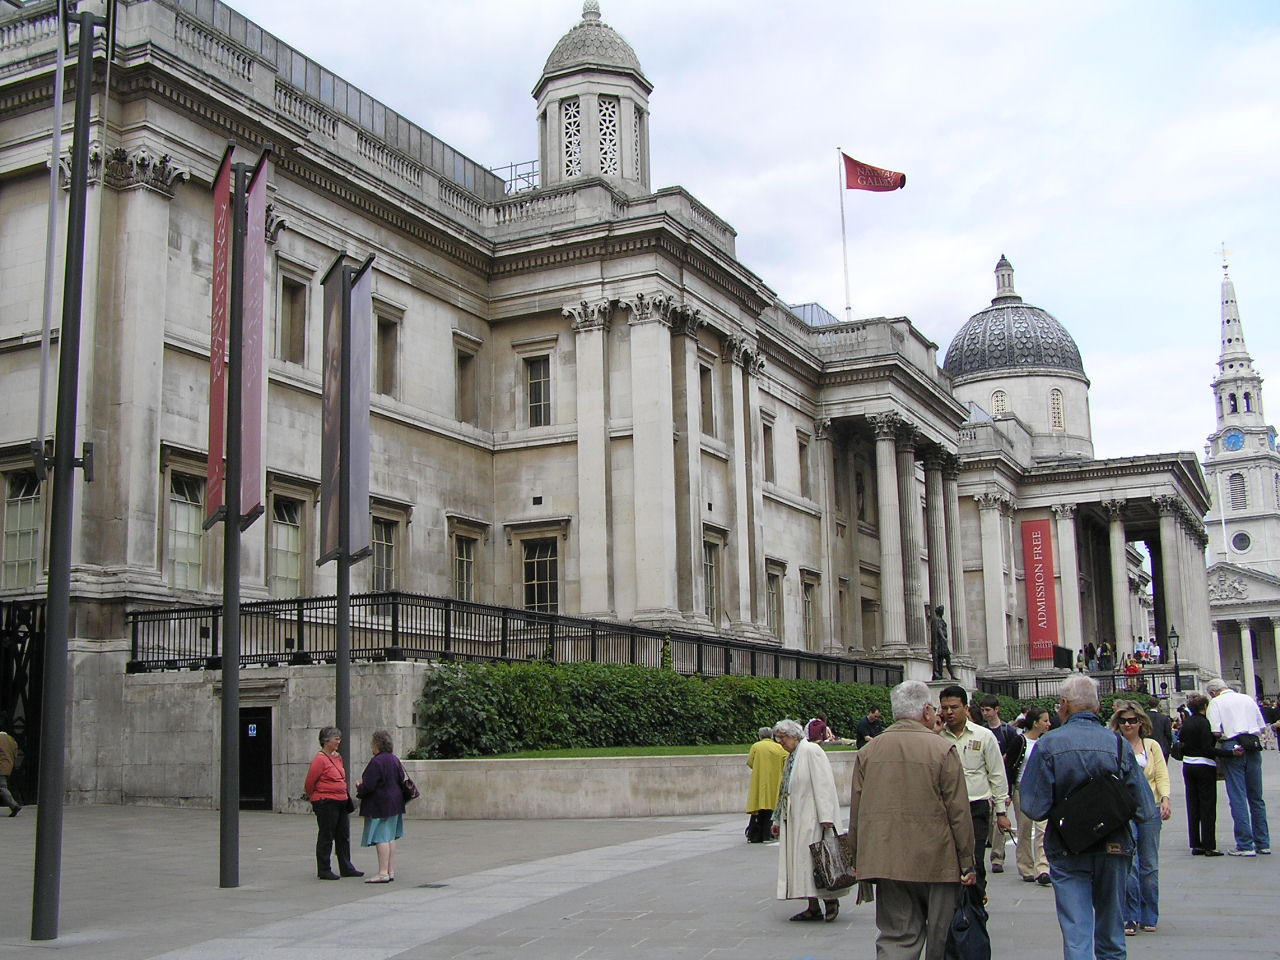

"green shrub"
[410,661,894,758]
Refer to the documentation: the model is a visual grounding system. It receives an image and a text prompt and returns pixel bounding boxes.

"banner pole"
[837,149,852,322]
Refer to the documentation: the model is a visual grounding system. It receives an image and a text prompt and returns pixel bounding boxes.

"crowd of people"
[745,673,1272,959]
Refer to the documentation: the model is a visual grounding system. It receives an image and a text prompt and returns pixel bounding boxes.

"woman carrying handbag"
[303,727,363,880]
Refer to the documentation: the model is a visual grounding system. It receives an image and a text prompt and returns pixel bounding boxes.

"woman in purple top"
[356,729,407,883]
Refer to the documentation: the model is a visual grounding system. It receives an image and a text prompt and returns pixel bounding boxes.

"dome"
[943,257,1086,381]
[538,2,650,92]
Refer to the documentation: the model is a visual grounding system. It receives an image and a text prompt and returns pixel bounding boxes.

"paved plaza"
[1,754,1278,959]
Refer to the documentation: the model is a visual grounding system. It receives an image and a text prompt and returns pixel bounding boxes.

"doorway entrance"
[239,706,272,810]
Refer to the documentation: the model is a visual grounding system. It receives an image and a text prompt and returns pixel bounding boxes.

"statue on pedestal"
[931,606,958,681]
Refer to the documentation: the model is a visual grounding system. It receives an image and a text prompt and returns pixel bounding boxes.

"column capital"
[722,332,763,369]
[813,417,833,441]
[1154,494,1181,518]
[265,202,288,245]
[1103,498,1127,520]
[870,412,902,440]
[97,143,190,198]
[564,298,614,332]
[1238,618,1254,632]
[620,291,675,327]
[894,421,919,452]
[923,448,947,472]
[975,492,1011,511]
[941,451,962,481]
[1051,502,1078,520]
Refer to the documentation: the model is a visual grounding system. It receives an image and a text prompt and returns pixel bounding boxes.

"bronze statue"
[931,606,958,681]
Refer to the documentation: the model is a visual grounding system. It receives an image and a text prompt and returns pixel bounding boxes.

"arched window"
[991,390,1008,415]
[1228,472,1248,511]
[1049,389,1065,431]
[1229,393,1238,413]
[1244,392,1253,412]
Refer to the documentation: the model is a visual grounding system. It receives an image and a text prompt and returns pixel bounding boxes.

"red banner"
[1022,519,1059,659]
[842,153,906,192]
[239,153,269,529]
[205,146,233,527]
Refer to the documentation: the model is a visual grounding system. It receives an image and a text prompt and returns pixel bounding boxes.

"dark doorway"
[239,706,272,810]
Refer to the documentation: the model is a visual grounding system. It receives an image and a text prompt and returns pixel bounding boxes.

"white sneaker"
[1227,848,1257,857]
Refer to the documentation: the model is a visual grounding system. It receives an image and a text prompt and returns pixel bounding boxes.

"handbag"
[1169,739,1184,762]
[1234,732,1263,753]
[1047,735,1138,855]
[944,885,991,960]
[808,825,856,892]
[399,761,420,803]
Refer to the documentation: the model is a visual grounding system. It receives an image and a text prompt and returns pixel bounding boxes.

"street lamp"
[1168,626,1181,693]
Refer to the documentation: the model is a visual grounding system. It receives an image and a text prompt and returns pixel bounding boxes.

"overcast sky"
[228,0,1280,461]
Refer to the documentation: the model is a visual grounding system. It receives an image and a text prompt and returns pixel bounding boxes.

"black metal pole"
[335,263,352,778]
[219,162,248,889]
[31,12,101,941]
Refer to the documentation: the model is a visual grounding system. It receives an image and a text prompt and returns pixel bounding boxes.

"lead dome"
[538,1,650,93]
[943,256,1085,383]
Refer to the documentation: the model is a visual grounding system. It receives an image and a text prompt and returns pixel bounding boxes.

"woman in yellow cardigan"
[1110,700,1171,936]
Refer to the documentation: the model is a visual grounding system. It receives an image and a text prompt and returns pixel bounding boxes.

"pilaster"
[814,416,839,653]
[1104,499,1132,654]
[1051,503,1083,651]
[942,455,967,654]
[976,492,1010,666]
[896,423,926,651]
[723,334,759,631]
[567,298,614,617]
[923,450,948,620]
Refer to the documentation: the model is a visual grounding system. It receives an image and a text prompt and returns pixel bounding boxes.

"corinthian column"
[896,423,926,651]
[942,455,967,654]
[872,414,907,651]
[976,493,1009,666]
[924,450,949,619]
[1104,499,1132,655]
[1154,495,1185,651]
[1239,620,1257,697]
[1051,504,1082,650]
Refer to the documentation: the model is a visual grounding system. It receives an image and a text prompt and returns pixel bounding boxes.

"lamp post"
[1168,626,1180,693]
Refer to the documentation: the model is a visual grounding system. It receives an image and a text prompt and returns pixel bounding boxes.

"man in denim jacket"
[1021,675,1156,960]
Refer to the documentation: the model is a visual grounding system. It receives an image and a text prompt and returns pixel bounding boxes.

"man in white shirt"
[938,685,1009,894]
[1207,677,1271,856]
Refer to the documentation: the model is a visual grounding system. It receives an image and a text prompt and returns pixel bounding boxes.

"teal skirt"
[361,814,404,846]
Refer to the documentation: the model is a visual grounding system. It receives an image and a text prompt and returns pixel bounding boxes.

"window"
[454,535,476,601]
[167,473,205,590]
[2,470,41,588]
[371,517,397,592]
[797,433,811,499]
[1244,392,1253,413]
[1232,531,1252,553]
[1228,473,1248,511]
[762,421,775,483]
[522,538,558,612]
[699,364,715,436]
[802,578,818,650]
[766,566,784,637]
[562,97,582,178]
[991,390,1008,415]
[276,274,307,364]
[1229,393,1238,414]
[525,355,551,427]
[598,95,619,176]
[1049,389,1065,430]
[375,313,399,397]
[702,539,720,622]
[268,496,304,598]
[456,351,476,424]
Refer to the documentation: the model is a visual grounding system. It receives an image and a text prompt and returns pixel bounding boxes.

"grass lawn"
[486,743,857,759]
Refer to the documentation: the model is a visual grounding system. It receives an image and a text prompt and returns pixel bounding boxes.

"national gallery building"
[0,0,1216,804]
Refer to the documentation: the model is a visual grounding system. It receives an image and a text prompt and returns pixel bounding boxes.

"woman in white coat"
[771,718,849,922]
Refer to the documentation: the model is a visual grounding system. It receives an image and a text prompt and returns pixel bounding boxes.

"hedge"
[409,661,893,759]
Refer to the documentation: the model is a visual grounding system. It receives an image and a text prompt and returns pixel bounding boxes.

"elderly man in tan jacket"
[850,680,976,960]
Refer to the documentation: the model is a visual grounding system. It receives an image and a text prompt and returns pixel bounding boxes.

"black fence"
[126,591,903,687]
[979,668,1195,701]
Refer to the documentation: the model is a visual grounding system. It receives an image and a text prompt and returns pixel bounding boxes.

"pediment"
[1206,562,1280,607]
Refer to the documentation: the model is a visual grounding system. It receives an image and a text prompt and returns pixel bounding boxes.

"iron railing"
[125,591,903,686]
[979,668,1195,701]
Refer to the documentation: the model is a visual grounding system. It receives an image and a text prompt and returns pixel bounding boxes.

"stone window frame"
[800,568,822,651]
[701,524,728,625]
[266,474,316,599]
[991,390,1009,415]
[512,334,559,430]
[273,254,314,368]
[797,429,812,500]
[159,447,213,594]
[0,452,47,591]
[367,498,413,593]
[698,345,718,438]
[503,516,571,613]
[453,330,483,426]
[765,558,787,638]
[446,511,490,603]
[1049,388,1065,431]
[761,411,776,484]
[1228,472,1248,511]
[372,297,404,400]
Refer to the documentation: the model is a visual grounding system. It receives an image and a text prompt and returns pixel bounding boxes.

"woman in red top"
[304,727,363,880]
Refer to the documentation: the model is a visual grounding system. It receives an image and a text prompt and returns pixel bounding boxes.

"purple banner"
[205,146,233,527]
[239,154,269,529]
[319,256,344,564]
[347,260,373,560]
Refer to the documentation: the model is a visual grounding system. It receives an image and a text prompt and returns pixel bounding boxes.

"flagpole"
[837,149,852,322]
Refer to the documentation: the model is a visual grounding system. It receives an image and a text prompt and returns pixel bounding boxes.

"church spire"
[1217,257,1255,379]
[1210,256,1266,432]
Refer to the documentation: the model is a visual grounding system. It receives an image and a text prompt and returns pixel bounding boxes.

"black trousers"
[746,809,773,843]
[969,799,991,893]
[1183,762,1218,852]
[313,799,356,873]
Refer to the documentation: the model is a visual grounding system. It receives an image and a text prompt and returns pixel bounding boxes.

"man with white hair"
[849,680,976,960]
[1206,677,1271,856]
[1021,674,1155,960]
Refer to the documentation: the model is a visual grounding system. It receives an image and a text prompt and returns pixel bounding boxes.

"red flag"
[842,153,905,192]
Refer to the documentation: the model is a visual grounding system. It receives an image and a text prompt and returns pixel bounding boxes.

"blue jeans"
[1049,853,1128,960]
[1124,819,1160,927]
[1221,751,1270,852]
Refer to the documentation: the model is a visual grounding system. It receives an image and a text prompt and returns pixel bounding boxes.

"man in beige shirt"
[937,685,1008,895]
[0,715,21,816]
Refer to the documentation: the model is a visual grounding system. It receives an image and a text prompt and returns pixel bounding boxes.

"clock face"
[1224,429,1245,451]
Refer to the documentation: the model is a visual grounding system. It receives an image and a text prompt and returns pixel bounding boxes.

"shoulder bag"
[398,760,420,803]
[1047,734,1138,855]
[809,825,856,891]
